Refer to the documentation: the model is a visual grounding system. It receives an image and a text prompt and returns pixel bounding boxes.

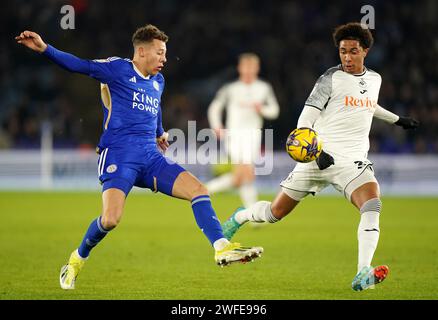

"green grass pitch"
[0,191,437,300]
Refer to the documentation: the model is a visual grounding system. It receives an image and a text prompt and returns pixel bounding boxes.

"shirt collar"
[339,64,367,76]
[131,61,150,79]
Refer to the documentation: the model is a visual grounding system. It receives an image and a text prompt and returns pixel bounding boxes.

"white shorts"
[224,129,262,164]
[280,158,378,202]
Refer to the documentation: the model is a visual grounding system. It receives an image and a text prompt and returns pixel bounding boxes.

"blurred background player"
[16,25,263,290]
[221,22,419,291]
[206,53,280,211]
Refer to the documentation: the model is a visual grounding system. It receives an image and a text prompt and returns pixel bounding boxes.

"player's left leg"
[60,188,127,290]
[172,170,226,248]
[223,129,260,209]
[171,171,263,265]
[351,181,381,272]
[141,155,263,266]
[221,189,304,240]
[222,163,323,239]
[233,164,258,209]
[347,175,389,291]
[205,172,234,194]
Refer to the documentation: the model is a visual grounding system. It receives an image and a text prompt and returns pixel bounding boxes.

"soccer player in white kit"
[206,53,280,209]
[221,23,419,291]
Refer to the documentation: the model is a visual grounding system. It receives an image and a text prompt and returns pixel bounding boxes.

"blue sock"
[77,216,109,258]
[191,195,225,246]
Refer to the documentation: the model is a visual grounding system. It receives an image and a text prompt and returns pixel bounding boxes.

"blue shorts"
[97,146,186,196]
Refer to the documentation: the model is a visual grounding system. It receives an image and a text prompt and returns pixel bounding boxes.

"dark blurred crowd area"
[1,0,437,153]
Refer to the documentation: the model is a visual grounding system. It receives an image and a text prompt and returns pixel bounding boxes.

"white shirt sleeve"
[259,84,280,120]
[304,71,332,111]
[297,105,321,128]
[374,104,399,124]
[207,85,229,129]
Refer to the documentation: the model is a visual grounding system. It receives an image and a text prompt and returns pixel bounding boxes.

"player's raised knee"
[101,211,122,230]
[101,217,119,230]
[193,183,209,197]
[191,182,209,198]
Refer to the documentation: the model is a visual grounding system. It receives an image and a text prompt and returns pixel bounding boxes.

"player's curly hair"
[132,24,168,46]
[332,22,374,49]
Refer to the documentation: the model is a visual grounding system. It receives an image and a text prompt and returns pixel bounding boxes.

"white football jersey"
[208,79,279,130]
[304,65,382,161]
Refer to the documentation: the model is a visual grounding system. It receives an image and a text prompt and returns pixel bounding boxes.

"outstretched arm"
[16,30,115,82]
[16,30,90,74]
[256,84,280,119]
[207,85,228,138]
[374,104,419,129]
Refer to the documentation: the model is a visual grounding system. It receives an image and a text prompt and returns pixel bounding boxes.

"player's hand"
[316,150,334,170]
[156,132,169,153]
[395,116,420,130]
[15,30,47,53]
[253,102,263,114]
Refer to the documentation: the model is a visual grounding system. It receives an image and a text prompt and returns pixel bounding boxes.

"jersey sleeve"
[156,107,164,138]
[304,71,333,111]
[43,44,116,83]
[374,104,399,123]
[297,105,321,128]
[260,84,280,120]
[207,84,229,129]
[89,57,119,83]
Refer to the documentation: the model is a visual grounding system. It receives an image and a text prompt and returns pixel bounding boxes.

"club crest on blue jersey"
[106,164,117,173]
[153,80,160,91]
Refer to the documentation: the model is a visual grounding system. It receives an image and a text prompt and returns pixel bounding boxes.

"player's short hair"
[132,24,169,47]
[238,53,260,64]
[332,22,374,49]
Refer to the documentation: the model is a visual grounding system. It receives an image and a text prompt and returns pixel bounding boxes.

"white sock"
[357,210,380,273]
[239,183,258,208]
[234,201,279,224]
[206,173,234,194]
[213,238,230,251]
[75,249,88,260]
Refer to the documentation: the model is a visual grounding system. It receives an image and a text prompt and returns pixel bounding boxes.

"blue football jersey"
[43,45,165,152]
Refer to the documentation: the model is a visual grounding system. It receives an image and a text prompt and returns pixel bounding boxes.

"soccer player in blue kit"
[16,25,263,290]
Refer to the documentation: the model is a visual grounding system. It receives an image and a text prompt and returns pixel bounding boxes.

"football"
[285,127,322,163]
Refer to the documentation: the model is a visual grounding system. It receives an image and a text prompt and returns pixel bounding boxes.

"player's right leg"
[60,147,135,289]
[221,190,303,240]
[60,187,128,290]
[222,165,319,240]
[349,180,388,290]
